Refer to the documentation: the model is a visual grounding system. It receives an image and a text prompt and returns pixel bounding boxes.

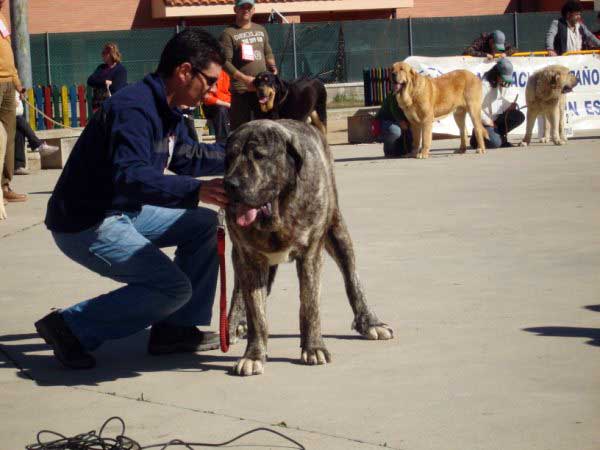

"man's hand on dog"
[243,75,256,92]
[199,178,228,208]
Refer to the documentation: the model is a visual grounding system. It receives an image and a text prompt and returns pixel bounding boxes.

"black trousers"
[203,105,230,143]
[15,115,42,169]
[230,93,259,131]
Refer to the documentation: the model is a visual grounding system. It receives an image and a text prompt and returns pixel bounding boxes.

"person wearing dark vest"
[594,12,600,40]
[546,0,600,56]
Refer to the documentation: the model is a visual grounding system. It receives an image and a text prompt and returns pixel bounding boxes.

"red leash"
[217,209,229,352]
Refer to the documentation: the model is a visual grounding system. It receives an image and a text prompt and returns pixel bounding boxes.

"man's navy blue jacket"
[45,73,225,233]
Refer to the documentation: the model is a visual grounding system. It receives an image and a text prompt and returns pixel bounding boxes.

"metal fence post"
[513,12,519,49]
[408,17,413,56]
[292,22,298,79]
[45,32,52,85]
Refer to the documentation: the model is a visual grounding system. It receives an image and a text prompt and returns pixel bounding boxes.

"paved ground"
[1,136,599,449]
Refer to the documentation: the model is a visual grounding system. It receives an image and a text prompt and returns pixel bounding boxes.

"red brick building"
[0,0,596,34]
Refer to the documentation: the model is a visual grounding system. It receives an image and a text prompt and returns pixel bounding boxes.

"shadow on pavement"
[0,331,286,387]
[523,326,600,347]
[334,147,479,164]
[269,333,364,341]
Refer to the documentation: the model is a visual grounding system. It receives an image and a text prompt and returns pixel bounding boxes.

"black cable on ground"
[25,416,306,450]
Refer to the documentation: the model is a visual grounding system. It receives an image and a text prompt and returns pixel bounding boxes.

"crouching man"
[472,58,525,149]
[35,29,229,369]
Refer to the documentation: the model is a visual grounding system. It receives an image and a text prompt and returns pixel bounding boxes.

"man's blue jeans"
[381,120,412,158]
[52,205,219,351]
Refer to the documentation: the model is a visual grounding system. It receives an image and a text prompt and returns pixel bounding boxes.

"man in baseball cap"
[463,29,516,59]
[220,0,278,130]
[470,57,524,149]
[491,30,506,52]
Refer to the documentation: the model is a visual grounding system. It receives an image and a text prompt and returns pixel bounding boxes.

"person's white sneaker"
[14,167,30,175]
[37,141,59,157]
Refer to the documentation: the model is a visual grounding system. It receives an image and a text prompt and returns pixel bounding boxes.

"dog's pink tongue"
[258,97,268,104]
[236,207,258,227]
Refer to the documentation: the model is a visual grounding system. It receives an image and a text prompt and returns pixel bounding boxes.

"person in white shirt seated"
[546,0,600,56]
[471,58,524,149]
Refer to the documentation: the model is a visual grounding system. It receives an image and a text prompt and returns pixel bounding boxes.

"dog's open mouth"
[394,81,406,93]
[257,95,269,105]
[236,203,273,227]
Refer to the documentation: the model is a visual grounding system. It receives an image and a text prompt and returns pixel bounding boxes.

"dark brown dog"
[224,119,393,376]
[253,72,328,134]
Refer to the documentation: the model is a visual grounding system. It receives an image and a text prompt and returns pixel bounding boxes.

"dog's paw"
[553,139,565,146]
[365,324,394,340]
[416,151,429,159]
[0,207,6,220]
[233,357,264,376]
[228,320,248,344]
[476,147,486,155]
[519,141,529,147]
[301,347,331,365]
[454,148,467,154]
[540,137,550,144]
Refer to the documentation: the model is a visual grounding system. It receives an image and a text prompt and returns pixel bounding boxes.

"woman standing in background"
[87,42,127,111]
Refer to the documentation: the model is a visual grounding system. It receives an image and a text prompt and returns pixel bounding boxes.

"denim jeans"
[52,205,219,351]
[381,120,412,157]
[470,109,525,149]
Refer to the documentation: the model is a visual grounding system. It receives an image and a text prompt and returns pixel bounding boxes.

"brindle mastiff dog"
[224,119,393,376]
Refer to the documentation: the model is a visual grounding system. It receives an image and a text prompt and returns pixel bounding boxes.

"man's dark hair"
[561,0,583,19]
[156,28,225,77]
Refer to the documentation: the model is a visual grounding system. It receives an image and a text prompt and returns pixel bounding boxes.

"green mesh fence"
[343,19,410,82]
[28,12,600,87]
[412,14,515,56]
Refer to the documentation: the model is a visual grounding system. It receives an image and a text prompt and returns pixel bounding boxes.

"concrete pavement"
[1,137,599,449]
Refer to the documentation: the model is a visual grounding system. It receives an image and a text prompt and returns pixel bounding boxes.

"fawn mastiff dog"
[224,119,393,376]
[520,65,578,147]
[391,61,487,158]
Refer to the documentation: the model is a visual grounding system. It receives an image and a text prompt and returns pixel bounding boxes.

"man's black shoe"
[148,323,220,355]
[34,310,96,369]
[500,138,515,148]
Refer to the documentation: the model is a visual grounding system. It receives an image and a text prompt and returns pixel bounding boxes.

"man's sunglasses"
[193,69,219,87]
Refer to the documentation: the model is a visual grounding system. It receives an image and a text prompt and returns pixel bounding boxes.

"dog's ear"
[277,75,287,98]
[284,129,304,177]
[410,66,418,84]
[552,72,562,87]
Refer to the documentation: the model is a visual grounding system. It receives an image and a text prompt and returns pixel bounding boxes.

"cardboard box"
[347,111,376,143]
